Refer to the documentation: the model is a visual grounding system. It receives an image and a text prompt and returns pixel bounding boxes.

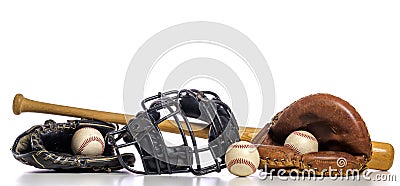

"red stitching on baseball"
[227,158,257,173]
[230,144,257,149]
[293,131,317,142]
[284,143,302,154]
[78,135,105,154]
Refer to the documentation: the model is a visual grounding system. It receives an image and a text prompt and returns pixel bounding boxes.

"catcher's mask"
[107,89,240,175]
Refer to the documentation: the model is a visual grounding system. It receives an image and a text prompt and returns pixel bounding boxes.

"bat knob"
[13,94,25,115]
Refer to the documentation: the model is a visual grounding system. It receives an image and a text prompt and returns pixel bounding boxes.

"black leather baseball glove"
[11,119,135,172]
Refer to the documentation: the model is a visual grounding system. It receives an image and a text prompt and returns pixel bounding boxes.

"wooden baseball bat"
[13,94,394,171]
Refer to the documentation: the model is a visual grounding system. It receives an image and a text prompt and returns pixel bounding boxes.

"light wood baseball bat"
[13,94,394,171]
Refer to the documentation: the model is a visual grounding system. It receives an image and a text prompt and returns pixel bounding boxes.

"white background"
[0,0,399,185]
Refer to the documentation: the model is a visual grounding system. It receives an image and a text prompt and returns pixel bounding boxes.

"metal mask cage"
[107,89,240,175]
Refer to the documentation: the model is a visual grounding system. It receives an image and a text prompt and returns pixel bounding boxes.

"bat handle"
[13,94,131,124]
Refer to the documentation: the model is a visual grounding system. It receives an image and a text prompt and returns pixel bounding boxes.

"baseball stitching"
[230,144,257,149]
[77,130,105,155]
[227,158,257,173]
[293,131,317,142]
[284,143,302,154]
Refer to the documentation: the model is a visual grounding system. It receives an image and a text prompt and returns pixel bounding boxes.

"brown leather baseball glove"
[251,93,372,176]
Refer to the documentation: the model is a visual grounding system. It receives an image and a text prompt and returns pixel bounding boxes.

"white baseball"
[71,127,105,156]
[225,141,260,177]
[284,130,318,154]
